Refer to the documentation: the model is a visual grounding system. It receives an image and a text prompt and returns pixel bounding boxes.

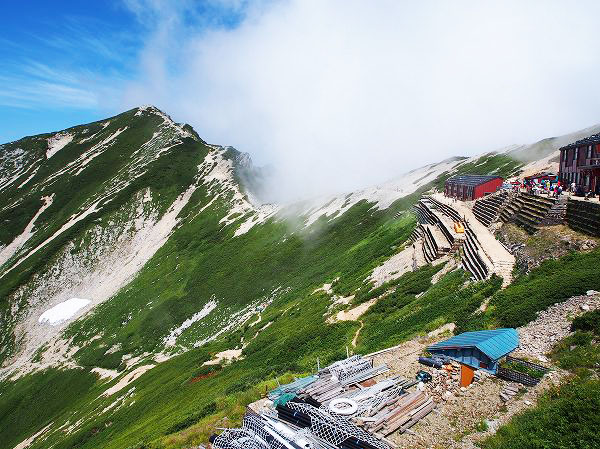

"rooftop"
[524,172,557,180]
[560,133,600,150]
[445,175,503,187]
[427,328,519,361]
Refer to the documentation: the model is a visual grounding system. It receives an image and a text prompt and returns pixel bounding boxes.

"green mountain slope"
[1,108,598,449]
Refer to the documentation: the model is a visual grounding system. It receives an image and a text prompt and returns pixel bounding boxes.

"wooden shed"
[427,328,519,375]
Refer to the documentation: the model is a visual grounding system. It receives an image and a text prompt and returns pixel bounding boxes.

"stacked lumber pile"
[356,390,435,437]
[298,355,389,403]
[214,354,438,449]
[301,373,346,403]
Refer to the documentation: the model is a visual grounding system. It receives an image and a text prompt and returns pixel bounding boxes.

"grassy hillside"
[0,107,211,363]
[4,108,591,449]
[1,201,416,449]
[457,249,600,332]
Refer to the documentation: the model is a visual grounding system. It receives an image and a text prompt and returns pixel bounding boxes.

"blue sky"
[0,0,247,143]
[1,2,134,141]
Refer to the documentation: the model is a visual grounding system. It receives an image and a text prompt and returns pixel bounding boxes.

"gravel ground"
[515,292,600,360]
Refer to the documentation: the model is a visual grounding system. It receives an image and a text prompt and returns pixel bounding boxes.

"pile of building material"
[499,383,522,402]
[321,376,412,418]
[211,407,330,449]
[297,356,389,403]
[268,375,319,405]
[356,390,435,437]
[422,363,492,403]
[279,402,391,449]
[211,355,437,449]
[324,355,389,386]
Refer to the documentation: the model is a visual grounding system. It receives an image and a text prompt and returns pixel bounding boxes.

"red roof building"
[444,175,503,201]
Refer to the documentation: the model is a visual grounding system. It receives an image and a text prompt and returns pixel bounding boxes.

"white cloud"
[120,0,600,200]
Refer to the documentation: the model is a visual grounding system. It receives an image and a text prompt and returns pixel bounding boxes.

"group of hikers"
[518,177,600,200]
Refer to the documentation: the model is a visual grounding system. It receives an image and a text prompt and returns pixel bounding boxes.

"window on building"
[574,147,578,160]
[563,150,568,161]
[588,145,593,158]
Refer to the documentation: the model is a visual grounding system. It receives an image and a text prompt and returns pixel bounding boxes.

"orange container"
[460,364,475,387]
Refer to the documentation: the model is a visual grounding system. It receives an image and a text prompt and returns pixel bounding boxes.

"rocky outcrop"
[517,292,600,358]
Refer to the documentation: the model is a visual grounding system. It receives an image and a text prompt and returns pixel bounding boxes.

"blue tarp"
[427,328,518,361]
[267,375,318,401]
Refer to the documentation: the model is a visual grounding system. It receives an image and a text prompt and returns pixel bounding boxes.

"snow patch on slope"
[46,133,73,158]
[38,298,91,325]
[3,185,199,372]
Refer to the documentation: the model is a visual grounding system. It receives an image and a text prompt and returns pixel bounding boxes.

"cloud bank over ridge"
[120,0,600,200]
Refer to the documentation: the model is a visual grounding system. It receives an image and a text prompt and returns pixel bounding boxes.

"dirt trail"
[352,321,364,347]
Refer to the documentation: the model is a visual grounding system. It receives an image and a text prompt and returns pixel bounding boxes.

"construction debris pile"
[499,383,523,402]
[210,355,436,449]
[422,360,490,402]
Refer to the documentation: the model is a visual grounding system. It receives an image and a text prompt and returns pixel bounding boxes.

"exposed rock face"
[517,293,600,358]
[234,150,253,169]
[497,223,598,274]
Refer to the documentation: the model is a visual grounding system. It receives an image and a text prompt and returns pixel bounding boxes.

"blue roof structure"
[427,328,518,361]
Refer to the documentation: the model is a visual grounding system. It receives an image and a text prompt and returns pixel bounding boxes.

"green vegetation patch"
[500,360,545,379]
[458,249,600,331]
[482,378,600,449]
[572,309,600,335]
[484,308,600,449]
[356,266,502,353]
[0,369,97,449]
